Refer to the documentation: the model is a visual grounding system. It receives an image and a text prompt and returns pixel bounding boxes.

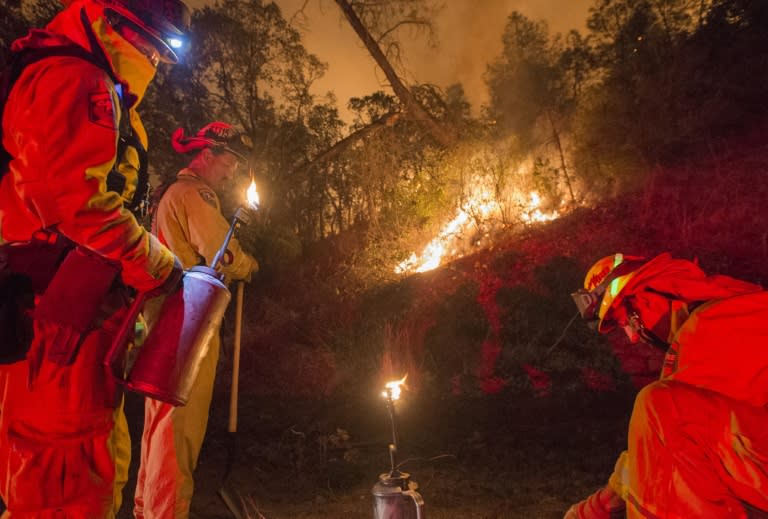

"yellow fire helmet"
[572,253,647,331]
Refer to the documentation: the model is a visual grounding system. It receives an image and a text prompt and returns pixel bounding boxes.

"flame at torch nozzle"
[247,179,259,210]
[210,180,259,271]
[381,374,407,475]
[382,374,407,401]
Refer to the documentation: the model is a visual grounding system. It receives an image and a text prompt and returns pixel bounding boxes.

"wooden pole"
[228,281,245,433]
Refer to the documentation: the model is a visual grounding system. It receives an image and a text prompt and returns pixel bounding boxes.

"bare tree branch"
[294,111,403,175]
[378,17,430,43]
[334,0,457,148]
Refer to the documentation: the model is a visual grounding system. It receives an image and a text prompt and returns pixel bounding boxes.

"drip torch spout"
[211,207,253,271]
[372,380,425,519]
[385,387,401,477]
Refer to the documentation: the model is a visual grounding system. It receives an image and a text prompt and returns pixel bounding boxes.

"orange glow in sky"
[189,0,592,123]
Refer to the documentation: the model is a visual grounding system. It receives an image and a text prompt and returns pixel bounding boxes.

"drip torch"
[372,376,425,519]
[108,180,259,406]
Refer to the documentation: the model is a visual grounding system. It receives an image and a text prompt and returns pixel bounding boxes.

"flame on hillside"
[395,190,559,274]
[521,192,559,224]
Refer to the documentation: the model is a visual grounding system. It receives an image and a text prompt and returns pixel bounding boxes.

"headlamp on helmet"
[102,0,191,64]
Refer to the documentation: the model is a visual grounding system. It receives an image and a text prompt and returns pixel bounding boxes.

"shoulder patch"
[198,188,218,209]
[88,90,115,129]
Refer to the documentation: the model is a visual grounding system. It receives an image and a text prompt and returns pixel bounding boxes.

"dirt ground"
[118,383,635,519]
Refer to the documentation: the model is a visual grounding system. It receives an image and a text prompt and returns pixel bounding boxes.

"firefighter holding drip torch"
[0,0,190,516]
[133,122,259,519]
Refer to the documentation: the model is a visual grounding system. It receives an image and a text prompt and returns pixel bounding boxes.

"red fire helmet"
[67,0,191,63]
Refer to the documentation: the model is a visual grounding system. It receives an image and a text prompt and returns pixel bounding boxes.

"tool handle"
[228,281,245,433]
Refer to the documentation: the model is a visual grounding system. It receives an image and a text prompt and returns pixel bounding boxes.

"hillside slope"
[231,122,768,402]
[117,123,768,519]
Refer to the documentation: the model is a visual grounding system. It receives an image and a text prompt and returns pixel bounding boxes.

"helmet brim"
[595,256,658,332]
[104,0,190,64]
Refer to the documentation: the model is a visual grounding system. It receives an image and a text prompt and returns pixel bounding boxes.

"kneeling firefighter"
[567,252,768,519]
[0,0,190,516]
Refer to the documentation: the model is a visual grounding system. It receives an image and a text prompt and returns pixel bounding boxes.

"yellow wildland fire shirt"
[152,169,258,282]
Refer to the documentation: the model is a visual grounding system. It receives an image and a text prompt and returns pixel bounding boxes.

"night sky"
[187,0,592,122]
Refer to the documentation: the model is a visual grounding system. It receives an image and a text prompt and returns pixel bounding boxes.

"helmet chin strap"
[104,11,162,66]
[629,312,671,352]
[80,7,113,71]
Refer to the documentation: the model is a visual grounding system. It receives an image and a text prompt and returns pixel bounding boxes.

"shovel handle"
[228,281,245,433]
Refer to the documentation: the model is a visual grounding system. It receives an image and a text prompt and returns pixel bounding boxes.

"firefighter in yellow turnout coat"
[134,122,258,519]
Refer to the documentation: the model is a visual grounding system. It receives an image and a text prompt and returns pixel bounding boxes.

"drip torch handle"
[104,291,146,377]
[403,489,425,519]
[210,207,252,271]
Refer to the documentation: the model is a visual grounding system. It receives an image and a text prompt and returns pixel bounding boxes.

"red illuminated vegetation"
[118,121,768,518]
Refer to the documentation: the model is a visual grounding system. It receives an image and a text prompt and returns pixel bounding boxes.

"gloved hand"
[146,256,183,299]
[564,486,625,519]
[235,206,259,227]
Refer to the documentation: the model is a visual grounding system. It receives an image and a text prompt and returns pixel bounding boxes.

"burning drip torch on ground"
[108,178,260,406]
[372,375,425,519]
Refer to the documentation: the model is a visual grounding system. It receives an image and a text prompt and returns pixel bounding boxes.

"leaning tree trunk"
[334,0,456,149]
[547,111,576,204]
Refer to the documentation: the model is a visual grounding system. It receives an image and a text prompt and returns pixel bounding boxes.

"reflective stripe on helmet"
[575,253,647,332]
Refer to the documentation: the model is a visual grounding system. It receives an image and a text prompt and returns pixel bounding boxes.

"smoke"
[188,0,592,122]
[402,0,591,116]
[400,3,509,115]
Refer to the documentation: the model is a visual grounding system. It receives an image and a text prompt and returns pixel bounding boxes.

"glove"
[235,206,259,227]
[564,487,625,519]
[146,256,183,299]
